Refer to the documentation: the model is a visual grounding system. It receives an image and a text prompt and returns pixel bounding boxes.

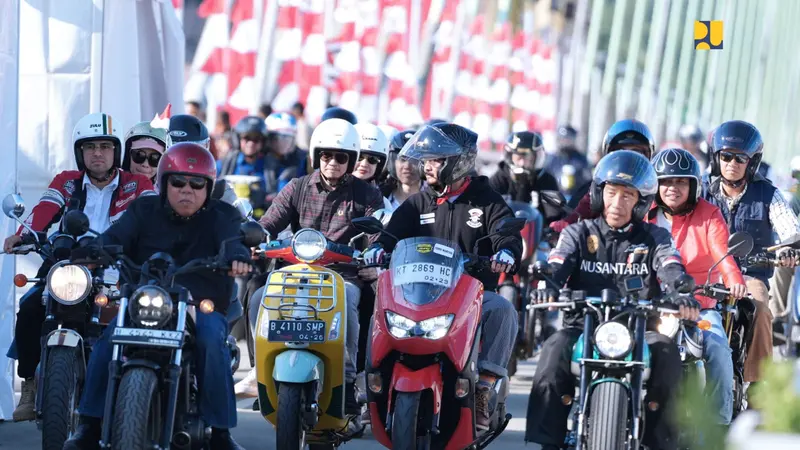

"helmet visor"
[399,125,462,162]
[594,150,658,196]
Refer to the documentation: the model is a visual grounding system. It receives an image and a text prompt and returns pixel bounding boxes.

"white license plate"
[112,328,183,348]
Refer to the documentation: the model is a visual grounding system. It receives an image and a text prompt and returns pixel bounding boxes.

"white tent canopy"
[0,0,185,419]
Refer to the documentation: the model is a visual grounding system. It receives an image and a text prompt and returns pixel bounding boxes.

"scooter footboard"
[388,362,443,415]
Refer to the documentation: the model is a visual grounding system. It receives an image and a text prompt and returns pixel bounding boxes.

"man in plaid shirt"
[246,119,384,423]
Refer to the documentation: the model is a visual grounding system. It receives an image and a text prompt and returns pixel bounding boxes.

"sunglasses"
[320,151,349,164]
[359,155,380,165]
[168,175,208,190]
[719,151,749,164]
[131,149,162,167]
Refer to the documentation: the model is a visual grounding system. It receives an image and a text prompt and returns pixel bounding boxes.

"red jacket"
[18,170,155,236]
[646,198,745,309]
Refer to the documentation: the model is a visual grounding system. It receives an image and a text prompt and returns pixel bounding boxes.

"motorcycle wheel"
[111,368,161,450]
[276,383,305,450]
[587,382,628,450]
[392,391,431,450]
[41,347,82,450]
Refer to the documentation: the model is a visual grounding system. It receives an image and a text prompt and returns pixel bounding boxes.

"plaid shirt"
[259,170,384,245]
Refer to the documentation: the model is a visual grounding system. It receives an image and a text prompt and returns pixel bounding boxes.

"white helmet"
[377,125,399,141]
[72,112,122,171]
[310,118,361,173]
[354,123,389,178]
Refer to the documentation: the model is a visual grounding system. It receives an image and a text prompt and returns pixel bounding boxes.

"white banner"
[0,0,20,421]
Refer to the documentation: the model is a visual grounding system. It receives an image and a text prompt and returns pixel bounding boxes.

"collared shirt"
[82,172,120,234]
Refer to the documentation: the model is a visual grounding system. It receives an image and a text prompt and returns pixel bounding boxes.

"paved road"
[0,344,540,449]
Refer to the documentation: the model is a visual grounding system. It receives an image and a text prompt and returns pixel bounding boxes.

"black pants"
[357,284,376,373]
[14,285,46,379]
[244,272,270,367]
[525,328,682,450]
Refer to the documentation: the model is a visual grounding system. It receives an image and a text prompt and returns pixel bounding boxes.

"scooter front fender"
[389,362,443,415]
[273,350,325,384]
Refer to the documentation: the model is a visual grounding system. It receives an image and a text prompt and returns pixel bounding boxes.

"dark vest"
[704,176,776,282]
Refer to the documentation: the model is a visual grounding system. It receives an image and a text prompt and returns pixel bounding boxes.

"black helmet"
[652,148,702,214]
[387,129,416,177]
[321,106,357,124]
[504,131,545,171]
[678,124,704,144]
[399,123,477,193]
[234,115,268,139]
[709,120,763,181]
[590,150,658,223]
[601,119,655,159]
[167,114,210,149]
[557,125,578,147]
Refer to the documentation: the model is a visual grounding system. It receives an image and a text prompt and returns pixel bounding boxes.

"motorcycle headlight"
[46,261,92,306]
[291,229,326,263]
[657,314,680,338]
[593,322,633,359]
[129,286,173,328]
[385,311,455,340]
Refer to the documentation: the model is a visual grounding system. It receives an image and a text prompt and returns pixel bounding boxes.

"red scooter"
[351,216,525,450]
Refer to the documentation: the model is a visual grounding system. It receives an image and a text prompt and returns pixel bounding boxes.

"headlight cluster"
[656,314,680,338]
[385,311,454,340]
[46,262,92,305]
[594,322,633,359]
[292,229,326,262]
[129,286,173,328]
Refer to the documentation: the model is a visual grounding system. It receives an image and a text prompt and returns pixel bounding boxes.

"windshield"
[390,237,464,306]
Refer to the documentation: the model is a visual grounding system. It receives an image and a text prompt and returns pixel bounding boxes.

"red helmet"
[156,142,217,197]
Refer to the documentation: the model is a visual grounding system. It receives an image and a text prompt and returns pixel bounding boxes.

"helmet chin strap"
[721,176,746,189]
[87,167,117,183]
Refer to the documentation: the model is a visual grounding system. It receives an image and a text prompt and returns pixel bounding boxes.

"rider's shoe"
[234,368,258,398]
[210,428,245,450]
[62,416,101,450]
[475,380,495,431]
[12,378,36,422]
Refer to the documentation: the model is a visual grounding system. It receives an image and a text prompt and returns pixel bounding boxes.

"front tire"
[276,383,305,450]
[587,382,628,450]
[392,392,431,450]
[111,368,161,450]
[41,347,82,450]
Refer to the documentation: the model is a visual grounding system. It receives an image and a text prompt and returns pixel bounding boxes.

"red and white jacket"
[17,170,155,236]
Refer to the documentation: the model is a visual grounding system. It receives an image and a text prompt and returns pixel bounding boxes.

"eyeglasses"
[359,155,380,165]
[131,149,162,167]
[320,151,349,164]
[168,175,208,190]
[719,151,750,164]
[81,142,115,152]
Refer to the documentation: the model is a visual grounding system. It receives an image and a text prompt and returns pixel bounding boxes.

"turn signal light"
[13,274,28,287]
[94,293,109,307]
[367,373,383,394]
[199,299,215,314]
[455,378,470,398]
[697,320,712,331]
[561,394,573,405]
[647,401,659,411]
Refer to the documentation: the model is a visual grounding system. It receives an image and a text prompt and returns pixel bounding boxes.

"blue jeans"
[701,310,733,425]
[78,311,237,429]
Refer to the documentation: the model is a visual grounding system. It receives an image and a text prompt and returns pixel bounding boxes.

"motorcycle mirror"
[63,210,91,236]
[240,222,266,248]
[539,190,568,208]
[352,216,385,234]
[727,232,754,257]
[532,260,551,275]
[2,193,26,219]
[233,198,254,220]
[494,217,526,236]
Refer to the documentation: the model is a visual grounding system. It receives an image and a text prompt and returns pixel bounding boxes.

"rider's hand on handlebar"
[229,261,254,277]
[678,305,700,321]
[674,293,700,321]
[363,245,386,265]
[533,288,556,304]
[729,283,748,299]
[776,248,800,268]
[3,235,22,253]
[490,249,515,273]
[358,267,379,282]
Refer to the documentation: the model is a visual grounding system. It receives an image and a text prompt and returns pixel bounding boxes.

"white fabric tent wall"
[0,0,21,421]
[2,0,185,420]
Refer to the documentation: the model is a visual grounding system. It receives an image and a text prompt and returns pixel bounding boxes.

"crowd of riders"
[4,98,800,450]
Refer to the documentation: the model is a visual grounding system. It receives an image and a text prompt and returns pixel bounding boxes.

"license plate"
[267,320,325,343]
[111,327,183,348]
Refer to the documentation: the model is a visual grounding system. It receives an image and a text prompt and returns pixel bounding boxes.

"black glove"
[673,293,700,309]
[671,273,696,295]
[532,288,557,304]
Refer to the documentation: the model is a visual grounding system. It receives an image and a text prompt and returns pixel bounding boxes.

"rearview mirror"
[728,232,754,258]
[240,222,266,248]
[233,198,254,220]
[494,217,526,236]
[352,216,385,235]
[2,193,26,219]
[64,210,91,236]
[539,190,568,208]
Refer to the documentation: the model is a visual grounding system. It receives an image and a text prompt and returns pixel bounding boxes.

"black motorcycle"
[63,210,264,450]
[1,195,115,450]
[531,264,690,450]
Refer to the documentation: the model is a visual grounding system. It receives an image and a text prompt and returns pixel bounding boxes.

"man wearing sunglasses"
[3,113,155,422]
[64,143,253,450]
[217,116,270,217]
[703,120,800,384]
[247,118,384,431]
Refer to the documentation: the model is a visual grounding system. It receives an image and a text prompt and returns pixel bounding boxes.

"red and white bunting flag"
[509,31,532,134]
[487,22,512,150]
[451,16,483,131]
[172,0,184,24]
[331,0,362,113]
[150,103,172,129]
[358,1,382,123]
[532,42,557,149]
[299,0,328,123]
[423,0,459,119]
[226,0,261,124]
